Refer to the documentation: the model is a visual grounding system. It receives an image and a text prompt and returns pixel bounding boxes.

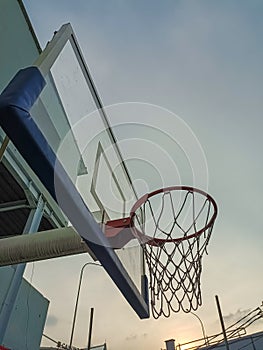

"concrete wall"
[0,266,49,350]
[0,0,41,93]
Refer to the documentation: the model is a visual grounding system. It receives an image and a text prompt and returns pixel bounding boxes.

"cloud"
[224,308,251,323]
[126,333,148,341]
[46,314,59,327]
[126,334,137,341]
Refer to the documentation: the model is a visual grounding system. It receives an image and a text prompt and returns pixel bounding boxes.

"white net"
[131,186,217,319]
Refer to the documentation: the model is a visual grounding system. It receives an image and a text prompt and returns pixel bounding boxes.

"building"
[0,1,67,348]
[0,1,106,349]
[40,344,107,350]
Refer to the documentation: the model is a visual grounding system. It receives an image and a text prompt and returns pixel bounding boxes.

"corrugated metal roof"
[0,161,25,202]
[0,162,54,237]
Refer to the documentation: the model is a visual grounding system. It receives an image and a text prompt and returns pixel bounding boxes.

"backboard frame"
[34,23,136,199]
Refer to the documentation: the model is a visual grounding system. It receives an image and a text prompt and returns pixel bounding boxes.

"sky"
[20,1,263,349]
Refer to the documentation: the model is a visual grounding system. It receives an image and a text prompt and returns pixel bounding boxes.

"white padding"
[0,227,93,266]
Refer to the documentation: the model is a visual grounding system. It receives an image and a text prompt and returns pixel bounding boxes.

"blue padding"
[0,67,149,319]
[0,67,57,197]
[0,67,45,111]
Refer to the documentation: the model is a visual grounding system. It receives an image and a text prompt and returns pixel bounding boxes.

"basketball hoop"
[105,186,218,319]
[130,186,218,318]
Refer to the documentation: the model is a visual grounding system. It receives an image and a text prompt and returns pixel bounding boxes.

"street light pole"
[190,311,208,346]
[69,262,101,349]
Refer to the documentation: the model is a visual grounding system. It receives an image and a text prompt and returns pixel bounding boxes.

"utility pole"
[215,295,230,350]
[87,307,94,350]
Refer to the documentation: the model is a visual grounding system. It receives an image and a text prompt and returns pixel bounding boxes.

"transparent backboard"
[31,24,147,312]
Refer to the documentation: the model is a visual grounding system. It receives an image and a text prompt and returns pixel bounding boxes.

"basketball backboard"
[33,23,138,225]
[0,23,149,318]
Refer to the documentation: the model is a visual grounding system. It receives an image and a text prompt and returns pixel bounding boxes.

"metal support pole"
[69,262,101,349]
[0,196,45,343]
[87,307,94,350]
[215,295,230,350]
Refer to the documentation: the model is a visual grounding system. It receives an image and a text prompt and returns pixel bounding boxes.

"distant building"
[40,343,107,350]
[82,345,107,350]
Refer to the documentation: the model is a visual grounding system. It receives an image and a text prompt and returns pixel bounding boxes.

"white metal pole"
[0,196,45,343]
